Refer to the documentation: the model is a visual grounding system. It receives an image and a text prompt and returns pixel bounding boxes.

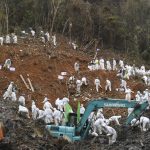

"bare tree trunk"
[62,18,70,35]
[5,0,9,34]
[50,0,62,36]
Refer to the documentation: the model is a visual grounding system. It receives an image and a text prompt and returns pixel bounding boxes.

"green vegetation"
[0,0,150,62]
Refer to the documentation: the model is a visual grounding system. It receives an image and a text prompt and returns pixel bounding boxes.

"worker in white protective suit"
[105,79,112,92]
[80,104,85,114]
[55,98,63,111]
[18,105,30,118]
[124,66,130,80]
[88,112,97,132]
[18,95,26,106]
[43,97,53,110]
[37,108,45,120]
[3,82,14,100]
[41,37,45,43]
[92,118,107,136]
[142,89,149,101]
[88,112,96,122]
[130,118,140,127]
[76,79,82,94]
[112,58,117,71]
[140,116,150,132]
[45,31,50,42]
[72,42,78,50]
[21,30,28,37]
[119,60,124,68]
[94,77,102,92]
[5,34,10,44]
[31,29,35,37]
[3,91,10,100]
[88,59,95,71]
[117,68,124,78]
[125,87,134,101]
[106,60,112,71]
[52,34,56,46]
[12,34,17,44]
[74,61,80,73]
[53,108,61,126]
[44,107,53,124]
[126,65,132,79]
[131,64,136,76]
[96,109,104,119]
[68,75,75,83]
[31,100,38,120]
[135,91,141,103]
[99,58,105,70]
[62,97,69,106]
[11,91,17,101]
[3,59,11,69]
[140,93,145,103]
[101,123,117,145]
[120,79,127,91]
[81,77,88,86]
[140,65,145,75]
[108,116,121,126]
[40,30,44,36]
[142,75,148,85]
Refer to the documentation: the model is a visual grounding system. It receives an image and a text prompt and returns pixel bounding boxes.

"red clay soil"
[0,35,150,150]
[0,36,147,116]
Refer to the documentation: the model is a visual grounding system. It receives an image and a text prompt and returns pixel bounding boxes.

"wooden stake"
[27,77,34,92]
[20,74,30,90]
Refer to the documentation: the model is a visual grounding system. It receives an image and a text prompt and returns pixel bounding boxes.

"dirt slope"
[0,36,147,112]
[0,36,149,149]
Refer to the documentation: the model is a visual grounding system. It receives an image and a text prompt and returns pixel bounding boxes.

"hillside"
[0,36,147,111]
[0,36,149,149]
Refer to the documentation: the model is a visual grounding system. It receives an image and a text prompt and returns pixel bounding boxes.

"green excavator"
[46,98,149,142]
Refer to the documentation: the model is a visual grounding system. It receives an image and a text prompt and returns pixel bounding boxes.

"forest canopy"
[0,0,150,60]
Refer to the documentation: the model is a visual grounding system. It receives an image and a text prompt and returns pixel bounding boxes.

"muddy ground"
[1,99,150,150]
[0,36,149,149]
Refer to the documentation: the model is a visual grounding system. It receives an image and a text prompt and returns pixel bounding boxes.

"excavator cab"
[67,113,77,127]
[68,113,85,127]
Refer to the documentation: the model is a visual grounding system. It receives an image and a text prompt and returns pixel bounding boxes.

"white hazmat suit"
[105,79,111,92]
[53,108,61,125]
[18,96,25,106]
[140,116,150,132]
[94,78,102,92]
[18,105,30,118]
[102,124,117,145]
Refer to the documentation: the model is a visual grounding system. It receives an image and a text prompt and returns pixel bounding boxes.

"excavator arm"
[76,99,136,132]
[46,98,149,142]
[76,99,148,139]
